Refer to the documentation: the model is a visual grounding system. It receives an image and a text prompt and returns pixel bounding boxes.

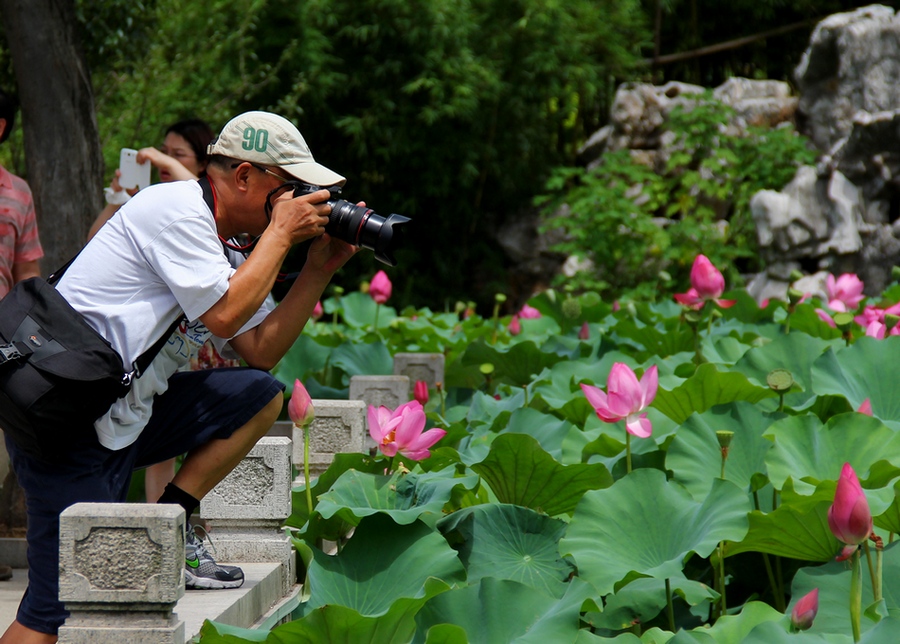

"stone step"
[177,563,300,639]
[0,564,300,641]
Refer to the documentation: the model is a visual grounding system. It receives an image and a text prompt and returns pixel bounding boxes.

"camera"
[293,184,410,266]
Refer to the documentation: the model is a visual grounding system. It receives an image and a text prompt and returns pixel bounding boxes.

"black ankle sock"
[157,482,201,522]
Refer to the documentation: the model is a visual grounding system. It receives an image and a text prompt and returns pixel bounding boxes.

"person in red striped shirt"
[0,89,42,300]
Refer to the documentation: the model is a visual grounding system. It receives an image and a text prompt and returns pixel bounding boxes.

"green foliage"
[537,93,817,299]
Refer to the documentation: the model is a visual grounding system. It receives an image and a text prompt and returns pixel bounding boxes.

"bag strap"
[126,315,185,384]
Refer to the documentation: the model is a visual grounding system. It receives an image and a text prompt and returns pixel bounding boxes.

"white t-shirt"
[57,181,273,450]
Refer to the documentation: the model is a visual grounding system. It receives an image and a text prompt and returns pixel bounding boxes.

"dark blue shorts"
[5,367,285,635]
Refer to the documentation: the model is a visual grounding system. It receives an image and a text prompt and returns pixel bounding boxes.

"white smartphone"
[118,148,151,191]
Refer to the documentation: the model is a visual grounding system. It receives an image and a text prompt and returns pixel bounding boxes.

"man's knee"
[256,392,283,430]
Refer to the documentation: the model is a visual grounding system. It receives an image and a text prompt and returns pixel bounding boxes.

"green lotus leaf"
[500,407,578,462]
[608,317,694,358]
[699,335,753,367]
[561,470,751,595]
[731,332,838,410]
[423,623,470,643]
[574,631,642,643]
[589,574,718,630]
[726,480,841,562]
[764,412,900,494]
[667,402,780,499]
[202,576,453,643]
[653,363,775,424]
[784,303,843,341]
[315,466,479,528]
[786,541,900,639]
[811,337,900,424]
[691,600,785,644]
[413,577,594,644]
[437,503,574,598]
[339,291,398,329]
[273,334,335,387]
[874,478,900,533]
[471,433,612,516]
[304,514,466,615]
[461,339,568,387]
[328,339,394,378]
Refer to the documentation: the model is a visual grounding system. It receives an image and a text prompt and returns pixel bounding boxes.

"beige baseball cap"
[208,111,346,186]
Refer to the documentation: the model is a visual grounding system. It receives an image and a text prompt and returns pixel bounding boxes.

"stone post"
[58,503,185,644]
[200,436,295,595]
[348,374,410,410]
[393,352,445,399]
[293,399,367,479]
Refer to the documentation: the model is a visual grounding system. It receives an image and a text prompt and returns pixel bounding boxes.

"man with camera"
[1,111,357,644]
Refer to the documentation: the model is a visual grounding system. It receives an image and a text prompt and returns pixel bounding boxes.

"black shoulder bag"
[0,259,182,461]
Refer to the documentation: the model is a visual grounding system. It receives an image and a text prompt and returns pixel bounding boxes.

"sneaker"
[184,524,244,589]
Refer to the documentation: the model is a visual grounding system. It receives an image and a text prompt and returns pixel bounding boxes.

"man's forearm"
[12,259,40,283]
[229,264,333,370]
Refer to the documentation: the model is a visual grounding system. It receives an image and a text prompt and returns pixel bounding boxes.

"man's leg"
[171,391,281,500]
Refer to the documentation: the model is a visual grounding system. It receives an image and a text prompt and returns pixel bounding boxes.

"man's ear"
[232,161,253,192]
[0,118,7,141]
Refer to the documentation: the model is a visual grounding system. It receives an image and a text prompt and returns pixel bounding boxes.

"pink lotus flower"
[827,463,872,553]
[288,379,315,428]
[857,399,873,416]
[312,300,324,320]
[580,363,658,438]
[674,255,736,309]
[369,270,392,304]
[508,315,521,336]
[413,380,429,406]
[826,273,865,312]
[791,588,818,632]
[815,309,837,328]
[519,304,541,319]
[367,400,446,461]
[578,322,590,340]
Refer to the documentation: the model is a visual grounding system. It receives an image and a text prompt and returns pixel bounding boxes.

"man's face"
[241,163,294,235]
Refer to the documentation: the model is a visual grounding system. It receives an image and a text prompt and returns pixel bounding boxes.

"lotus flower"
[369,270,392,304]
[578,322,590,340]
[827,463,872,552]
[790,588,818,632]
[815,309,837,328]
[312,300,324,320]
[580,363,658,438]
[826,273,865,312]
[857,398,873,416]
[674,255,736,309]
[413,380,429,406]
[368,400,446,460]
[518,304,541,319]
[288,379,314,428]
[508,315,521,336]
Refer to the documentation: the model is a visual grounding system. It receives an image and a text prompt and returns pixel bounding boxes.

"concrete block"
[292,399,366,476]
[349,375,410,410]
[393,352,445,397]
[201,437,292,521]
[59,503,185,606]
[201,437,296,595]
[58,503,185,644]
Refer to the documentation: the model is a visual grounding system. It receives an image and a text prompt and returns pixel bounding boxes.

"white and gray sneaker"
[184,524,244,589]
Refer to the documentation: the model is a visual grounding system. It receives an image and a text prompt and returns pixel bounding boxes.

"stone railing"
[57,437,296,643]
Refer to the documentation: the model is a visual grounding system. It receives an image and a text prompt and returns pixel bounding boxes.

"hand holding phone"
[118,148,151,191]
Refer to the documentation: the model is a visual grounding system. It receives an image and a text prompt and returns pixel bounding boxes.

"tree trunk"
[0,0,104,274]
[0,0,102,534]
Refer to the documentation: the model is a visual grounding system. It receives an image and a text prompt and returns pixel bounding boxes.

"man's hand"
[268,189,333,246]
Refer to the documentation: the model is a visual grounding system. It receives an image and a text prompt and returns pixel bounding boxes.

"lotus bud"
[790,588,818,632]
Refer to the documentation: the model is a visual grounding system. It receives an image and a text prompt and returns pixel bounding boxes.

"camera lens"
[325,199,410,266]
